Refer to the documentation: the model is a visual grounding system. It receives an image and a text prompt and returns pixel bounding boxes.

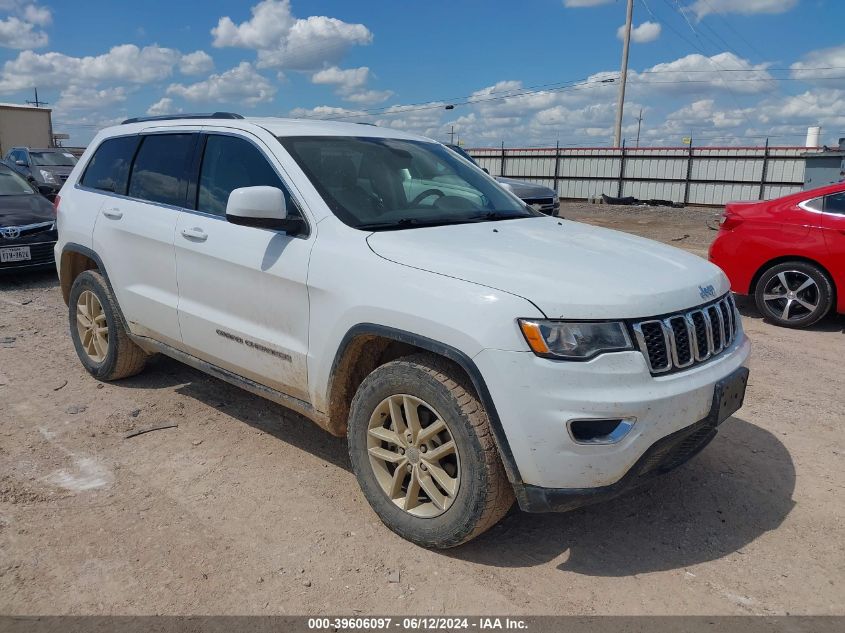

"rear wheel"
[347,354,513,548]
[68,270,148,380]
[754,261,833,328]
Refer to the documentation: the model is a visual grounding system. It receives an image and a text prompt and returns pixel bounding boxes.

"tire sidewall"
[68,271,121,379]
[755,262,833,328]
[348,360,490,548]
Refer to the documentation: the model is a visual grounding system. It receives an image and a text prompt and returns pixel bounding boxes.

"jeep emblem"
[699,284,716,300]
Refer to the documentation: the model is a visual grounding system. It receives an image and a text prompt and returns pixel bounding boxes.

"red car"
[709,182,845,328]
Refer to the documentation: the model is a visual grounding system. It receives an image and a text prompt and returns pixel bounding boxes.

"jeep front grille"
[632,294,739,374]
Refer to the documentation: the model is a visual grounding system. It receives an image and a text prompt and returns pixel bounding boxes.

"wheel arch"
[58,245,129,330]
[327,323,522,486]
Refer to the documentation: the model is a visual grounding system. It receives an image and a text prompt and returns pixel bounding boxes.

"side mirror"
[37,184,55,197]
[482,167,490,174]
[226,186,287,229]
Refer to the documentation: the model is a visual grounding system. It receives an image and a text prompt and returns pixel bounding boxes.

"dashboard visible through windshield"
[278,136,539,230]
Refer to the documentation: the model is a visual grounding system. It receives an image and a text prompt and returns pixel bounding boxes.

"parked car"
[709,182,845,328]
[55,114,750,548]
[446,144,560,215]
[4,147,78,194]
[0,162,58,272]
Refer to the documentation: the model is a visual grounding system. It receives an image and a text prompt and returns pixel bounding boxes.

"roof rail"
[121,112,244,125]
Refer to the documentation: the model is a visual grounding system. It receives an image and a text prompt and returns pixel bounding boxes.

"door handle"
[102,208,123,220]
[181,227,208,242]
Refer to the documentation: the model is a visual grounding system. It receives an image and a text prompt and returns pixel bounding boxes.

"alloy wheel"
[762,270,820,322]
[367,394,460,518]
[76,290,109,362]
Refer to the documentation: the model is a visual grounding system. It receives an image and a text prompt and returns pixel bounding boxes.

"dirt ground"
[1,201,843,615]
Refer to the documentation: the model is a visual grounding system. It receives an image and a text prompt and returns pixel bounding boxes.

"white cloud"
[563,0,613,6]
[146,97,180,116]
[312,65,369,90]
[344,89,394,105]
[618,21,661,44]
[0,44,182,93]
[0,45,225,95]
[310,65,393,104]
[211,0,373,71]
[166,62,276,106]
[55,85,128,111]
[0,1,51,48]
[790,44,845,88]
[629,52,774,94]
[179,50,214,75]
[23,3,50,26]
[687,0,798,20]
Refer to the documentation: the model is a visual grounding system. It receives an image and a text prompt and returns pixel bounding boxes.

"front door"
[174,131,312,401]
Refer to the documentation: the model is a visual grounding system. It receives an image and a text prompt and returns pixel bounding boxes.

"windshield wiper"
[356,217,483,231]
[468,211,531,222]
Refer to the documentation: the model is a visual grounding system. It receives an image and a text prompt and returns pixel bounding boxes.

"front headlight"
[39,169,57,184]
[518,319,633,360]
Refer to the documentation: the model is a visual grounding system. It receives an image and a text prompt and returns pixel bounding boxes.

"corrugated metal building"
[0,103,53,157]
[469,144,808,206]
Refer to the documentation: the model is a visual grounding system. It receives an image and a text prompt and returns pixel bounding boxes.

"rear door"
[174,130,313,400]
[90,131,197,347]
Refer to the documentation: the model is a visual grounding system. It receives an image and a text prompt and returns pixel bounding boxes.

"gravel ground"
[1,202,843,615]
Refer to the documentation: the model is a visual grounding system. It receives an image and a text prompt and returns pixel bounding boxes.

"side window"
[803,196,824,212]
[127,134,195,207]
[823,192,845,215]
[80,136,140,195]
[197,134,296,217]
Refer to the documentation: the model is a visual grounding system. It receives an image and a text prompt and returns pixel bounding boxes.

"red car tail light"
[52,194,61,213]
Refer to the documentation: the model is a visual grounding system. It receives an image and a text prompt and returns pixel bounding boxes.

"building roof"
[0,102,52,112]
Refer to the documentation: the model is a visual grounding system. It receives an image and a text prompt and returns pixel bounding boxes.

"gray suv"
[4,147,78,194]
[446,144,560,215]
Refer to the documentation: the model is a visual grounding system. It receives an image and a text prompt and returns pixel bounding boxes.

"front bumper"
[474,332,750,496]
[518,366,748,512]
[0,237,57,273]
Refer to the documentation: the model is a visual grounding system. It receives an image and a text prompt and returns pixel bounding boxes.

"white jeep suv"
[55,113,750,548]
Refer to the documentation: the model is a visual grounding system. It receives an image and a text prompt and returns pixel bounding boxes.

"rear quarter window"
[80,136,140,195]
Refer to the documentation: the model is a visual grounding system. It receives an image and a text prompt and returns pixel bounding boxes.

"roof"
[245,117,431,142]
[99,116,434,144]
[0,102,51,112]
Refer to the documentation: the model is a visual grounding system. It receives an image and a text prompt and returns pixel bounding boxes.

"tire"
[68,270,148,380]
[754,261,834,329]
[347,353,513,548]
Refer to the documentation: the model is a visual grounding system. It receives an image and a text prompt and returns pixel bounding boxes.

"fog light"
[567,417,636,444]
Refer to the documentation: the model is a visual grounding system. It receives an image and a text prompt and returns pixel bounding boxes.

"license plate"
[0,246,31,263]
[714,367,749,425]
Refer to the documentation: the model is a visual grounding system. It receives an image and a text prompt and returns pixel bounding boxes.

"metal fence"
[467,144,807,206]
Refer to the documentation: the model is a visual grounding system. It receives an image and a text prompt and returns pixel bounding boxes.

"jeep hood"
[366,217,729,319]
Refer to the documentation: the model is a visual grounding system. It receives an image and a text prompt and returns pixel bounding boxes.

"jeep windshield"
[279,136,539,231]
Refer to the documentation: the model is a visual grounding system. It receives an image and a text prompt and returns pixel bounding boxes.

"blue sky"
[1,0,843,147]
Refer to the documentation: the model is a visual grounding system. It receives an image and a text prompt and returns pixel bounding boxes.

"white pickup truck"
[55,113,750,548]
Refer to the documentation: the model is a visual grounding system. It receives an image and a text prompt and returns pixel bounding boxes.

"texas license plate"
[0,246,31,262]
[714,367,749,425]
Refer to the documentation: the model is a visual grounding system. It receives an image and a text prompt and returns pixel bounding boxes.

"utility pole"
[635,108,643,147]
[613,0,634,147]
[448,125,455,144]
[26,87,48,108]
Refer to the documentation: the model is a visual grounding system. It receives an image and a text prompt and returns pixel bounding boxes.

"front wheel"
[347,354,513,548]
[754,261,833,328]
